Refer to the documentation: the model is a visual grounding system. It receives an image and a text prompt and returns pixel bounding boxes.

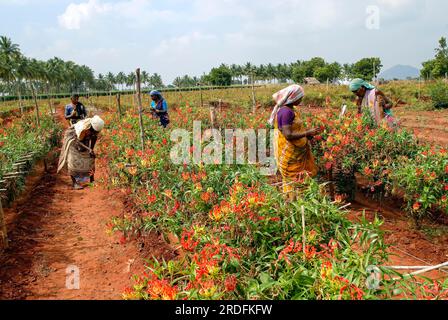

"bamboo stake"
[392,261,448,280]
[301,206,306,255]
[30,82,41,127]
[116,93,122,120]
[209,103,217,129]
[384,266,448,270]
[135,68,145,151]
[251,73,256,113]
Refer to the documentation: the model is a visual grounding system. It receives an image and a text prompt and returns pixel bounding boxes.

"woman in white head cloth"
[58,115,105,190]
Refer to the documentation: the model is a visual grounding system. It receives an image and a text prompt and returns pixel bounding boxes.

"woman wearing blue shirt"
[149,90,170,128]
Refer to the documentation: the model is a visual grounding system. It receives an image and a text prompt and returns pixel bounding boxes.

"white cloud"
[7,0,448,83]
[58,0,110,30]
[58,0,176,30]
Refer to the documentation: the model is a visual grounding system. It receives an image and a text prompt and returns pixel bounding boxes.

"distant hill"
[379,65,420,80]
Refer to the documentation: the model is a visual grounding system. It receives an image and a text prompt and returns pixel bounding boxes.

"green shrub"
[429,81,448,109]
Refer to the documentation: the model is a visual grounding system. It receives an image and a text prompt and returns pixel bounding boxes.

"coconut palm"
[106,72,116,91]
[0,36,21,106]
[116,72,126,91]
[141,70,150,89]
[149,73,163,89]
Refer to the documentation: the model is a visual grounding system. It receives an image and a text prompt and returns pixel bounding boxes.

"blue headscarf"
[149,90,162,98]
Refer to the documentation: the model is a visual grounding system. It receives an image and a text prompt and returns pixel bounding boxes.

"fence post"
[30,83,41,127]
[0,199,8,250]
[209,101,217,129]
[116,93,122,119]
[251,74,256,113]
[135,68,145,151]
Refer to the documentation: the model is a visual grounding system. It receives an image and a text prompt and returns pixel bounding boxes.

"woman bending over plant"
[349,78,398,129]
[57,116,105,190]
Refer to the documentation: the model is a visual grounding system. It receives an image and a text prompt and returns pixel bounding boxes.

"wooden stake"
[392,261,448,280]
[251,74,256,113]
[209,103,217,129]
[30,82,41,126]
[116,93,122,119]
[0,198,8,250]
[301,206,306,255]
[135,68,145,151]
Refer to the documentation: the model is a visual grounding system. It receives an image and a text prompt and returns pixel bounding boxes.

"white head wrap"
[74,116,105,139]
[268,85,305,126]
[91,115,105,132]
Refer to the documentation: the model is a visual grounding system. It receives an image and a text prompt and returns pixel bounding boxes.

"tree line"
[1,35,447,98]
[0,35,164,100]
[191,57,383,87]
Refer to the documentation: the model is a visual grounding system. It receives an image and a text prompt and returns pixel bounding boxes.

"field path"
[0,108,150,300]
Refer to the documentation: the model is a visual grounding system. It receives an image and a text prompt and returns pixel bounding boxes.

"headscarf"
[268,85,305,126]
[74,116,105,139]
[91,115,105,132]
[149,90,162,98]
[349,78,375,92]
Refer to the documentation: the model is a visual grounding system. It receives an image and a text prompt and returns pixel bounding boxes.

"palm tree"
[230,64,240,85]
[21,58,43,125]
[46,57,65,112]
[244,62,257,111]
[0,36,20,58]
[116,72,126,91]
[141,70,150,89]
[266,63,275,83]
[126,72,136,90]
[0,36,21,108]
[150,73,163,89]
[106,72,116,91]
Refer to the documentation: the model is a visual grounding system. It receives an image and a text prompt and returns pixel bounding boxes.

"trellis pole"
[0,199,7,250]
[116,93,122,120]
[251,73,256,113]
[30,82,41,127]
[135,68,145,151]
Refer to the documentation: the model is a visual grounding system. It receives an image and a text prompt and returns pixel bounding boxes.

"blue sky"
[1,0,447,83]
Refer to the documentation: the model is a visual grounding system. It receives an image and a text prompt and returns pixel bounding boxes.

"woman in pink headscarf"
[269,85,321,195]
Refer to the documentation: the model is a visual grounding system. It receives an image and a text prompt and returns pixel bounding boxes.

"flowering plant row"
[97,107,448,300]
[307,109,447,224]
[0,112,62,201]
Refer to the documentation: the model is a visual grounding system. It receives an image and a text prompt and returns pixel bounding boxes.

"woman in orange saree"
[269,85,321,196]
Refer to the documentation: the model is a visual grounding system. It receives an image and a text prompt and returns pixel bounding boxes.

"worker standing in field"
[269,85,321,198]
[149,90,170,128]
[65,94,88,126]
[349,79,398,128]
[57,115,105,190]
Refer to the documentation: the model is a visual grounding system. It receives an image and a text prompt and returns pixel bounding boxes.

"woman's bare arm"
[280,125,321,141]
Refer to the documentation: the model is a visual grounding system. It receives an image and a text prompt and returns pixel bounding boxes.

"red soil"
[0,108,174,300]
[349,193,448,281]
[394,107,448,146]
